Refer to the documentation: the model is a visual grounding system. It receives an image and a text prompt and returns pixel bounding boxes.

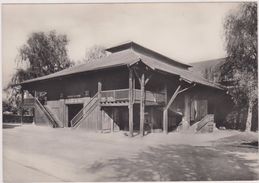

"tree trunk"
[245,101,253,131]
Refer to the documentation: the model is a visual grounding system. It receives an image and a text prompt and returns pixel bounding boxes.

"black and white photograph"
[2,1,258,182]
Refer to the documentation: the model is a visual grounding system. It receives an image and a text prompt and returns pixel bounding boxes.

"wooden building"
[20,41,229,136]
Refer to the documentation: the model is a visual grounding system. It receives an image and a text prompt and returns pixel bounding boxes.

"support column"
[97,82,102,132]
[150,107,155,133]
[163,110,168,133]
[163,82,168,133]
[128,69,134,137]
[184,94,191,125]
[101,109,105,133]
[21,89,24,125]
[163,85,181,134]
[111,110,114,133]
[33,90,37,125]
[140,73,145,136]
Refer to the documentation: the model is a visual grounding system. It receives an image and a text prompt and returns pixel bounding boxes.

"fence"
[3,114,33,123]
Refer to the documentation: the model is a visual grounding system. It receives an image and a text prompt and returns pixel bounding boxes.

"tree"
[7,30,73,110]
[4,85,21,114]
[83,45,107,63]
[3,100,13,113]
[13,30,73,83]
[221,3,257,131]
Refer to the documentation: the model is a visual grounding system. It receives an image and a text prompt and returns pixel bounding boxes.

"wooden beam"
[132,71,135,103]
[144,74,152,85]
[163,110,168,133]
[165,85,182,111]
[97,82,102,132]
[101,102,129,107]
[177,83,196,95]
[101,109,105,133]
[21,89,24,125]
[111,110,114,133]
[133,67,142,84]
[164,83,168,104]
[33,90,37,124]
[163,85,181,133]
[140,73,145,136]
[184,94,191,124]
[98,82,102,99]
[129,69,134,137]
[150,107,155,133]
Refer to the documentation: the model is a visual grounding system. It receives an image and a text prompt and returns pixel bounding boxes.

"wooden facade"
[20,41,228,135]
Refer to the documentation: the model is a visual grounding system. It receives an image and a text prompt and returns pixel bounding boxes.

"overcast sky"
[2,3,240,88]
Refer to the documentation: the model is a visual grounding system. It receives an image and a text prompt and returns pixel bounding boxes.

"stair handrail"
[35,97,58,127]
[70,93,98,127]
[72,99,99,128]
[196,115,214,132]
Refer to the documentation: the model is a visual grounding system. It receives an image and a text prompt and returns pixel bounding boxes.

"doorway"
[67,104,84,127]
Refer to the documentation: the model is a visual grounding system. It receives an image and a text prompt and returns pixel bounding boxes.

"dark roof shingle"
[20,44,224,90]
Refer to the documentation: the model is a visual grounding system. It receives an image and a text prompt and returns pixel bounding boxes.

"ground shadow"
[212,133,258,153]
[86,144,258,181]
[242,141,258,147]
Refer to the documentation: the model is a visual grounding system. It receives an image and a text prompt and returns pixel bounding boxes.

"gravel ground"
[3,124,259,182]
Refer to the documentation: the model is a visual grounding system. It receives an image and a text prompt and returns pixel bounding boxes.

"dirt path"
[3,124,259,182]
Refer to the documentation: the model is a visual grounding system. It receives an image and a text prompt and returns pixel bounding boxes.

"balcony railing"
[23,89,165,106]
[100,89,165,104]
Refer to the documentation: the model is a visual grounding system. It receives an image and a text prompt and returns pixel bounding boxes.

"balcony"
[100,89,165,106]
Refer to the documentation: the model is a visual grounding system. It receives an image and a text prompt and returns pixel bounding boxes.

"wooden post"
[164,83,168,105]
[150,107,155,133]
[163,82,168,133]
[97,82,102,132]
[163,85,181,134]
[101,109,105,133]
[111,110,114,133]
[184,94,191,125]
[129,69,134,137]
[21,89,24,125]
[33,90,37,125]
[163,110,168,133]
[140,73,145,136]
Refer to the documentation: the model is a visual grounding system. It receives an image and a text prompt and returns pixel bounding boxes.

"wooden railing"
[134,89,165,103]
[100,89,165,103]
[71,93,99,128]
[101,89,129,102]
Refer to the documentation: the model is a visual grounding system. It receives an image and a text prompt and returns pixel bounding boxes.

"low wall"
[3,114,33,123]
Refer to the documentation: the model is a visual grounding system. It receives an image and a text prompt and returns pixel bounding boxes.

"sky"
[2,2,240,89]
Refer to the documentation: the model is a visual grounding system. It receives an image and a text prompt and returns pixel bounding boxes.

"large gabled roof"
[19,41,224,90]
[106,41,192,69]
[139,54,224,89]
[190,58,226,74]
[20,49,140,85]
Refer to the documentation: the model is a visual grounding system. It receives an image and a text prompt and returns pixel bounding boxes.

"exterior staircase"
[34,98,62,128]
[44,105,63,127]
[71,93,99,128]
[196,114,214,133]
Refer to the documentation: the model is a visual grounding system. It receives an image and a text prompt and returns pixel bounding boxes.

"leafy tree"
[3,85,21,114]
[7,30,73,111]
[221,3,257,131]
[12,30,73,83]
[3,100,13,113]
[83,45,107,63]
